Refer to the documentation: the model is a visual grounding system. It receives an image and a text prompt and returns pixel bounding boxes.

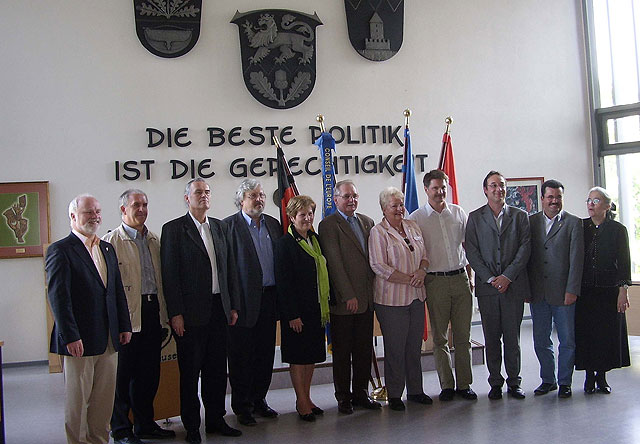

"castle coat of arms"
[344,0,404,61]
[231,9,322,109]
[133,0,202,58]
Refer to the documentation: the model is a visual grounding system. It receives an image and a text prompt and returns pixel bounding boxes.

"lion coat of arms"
[133,0,202,58]
[231,9,322,109]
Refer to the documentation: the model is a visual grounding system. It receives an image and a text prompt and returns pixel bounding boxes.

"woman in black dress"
[275,195,330,421]
[575,186,631,394]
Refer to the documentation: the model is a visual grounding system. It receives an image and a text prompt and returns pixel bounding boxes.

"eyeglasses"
[338,193,359,200]
[403,237,415,252]
[586,198,601,205]
[246,192,266,200]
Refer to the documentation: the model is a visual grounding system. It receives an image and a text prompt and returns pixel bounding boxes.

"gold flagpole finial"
[403,109,411,127]
[316,114,326,133]
[445,116,453,134]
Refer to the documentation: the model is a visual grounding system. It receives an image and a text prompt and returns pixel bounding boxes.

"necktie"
[348,216,366,251]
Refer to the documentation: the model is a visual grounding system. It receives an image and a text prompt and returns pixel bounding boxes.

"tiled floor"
[4,323,639,444]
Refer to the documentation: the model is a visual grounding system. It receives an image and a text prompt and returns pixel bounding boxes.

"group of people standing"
[45,170,632,444]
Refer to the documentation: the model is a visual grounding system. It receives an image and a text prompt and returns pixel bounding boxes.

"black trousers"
[228,287,277,414]
[111,295,162,438]
[175,295,228,432]
[330,310,374,402]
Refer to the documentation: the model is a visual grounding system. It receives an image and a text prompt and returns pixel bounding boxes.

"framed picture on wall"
[0,181,50,259]
[505,177,544,216]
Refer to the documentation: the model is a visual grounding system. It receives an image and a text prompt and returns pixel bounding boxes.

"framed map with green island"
[0,181,50,259]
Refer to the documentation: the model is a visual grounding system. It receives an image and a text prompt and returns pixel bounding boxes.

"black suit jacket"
[46,233,131,356]
[161,212,240,326]
[223,211,282,328]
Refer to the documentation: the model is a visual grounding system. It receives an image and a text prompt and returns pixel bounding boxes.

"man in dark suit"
[528,179,584,398]
[161,178,241,444]
[465,171,531,400]
[223,179,282,426]
[46,194,132,444]
[318,180,381,414]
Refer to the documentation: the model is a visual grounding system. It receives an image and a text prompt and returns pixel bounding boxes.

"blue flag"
[314,132,337,218]
[314,130,337,353]
[402,127,419,213]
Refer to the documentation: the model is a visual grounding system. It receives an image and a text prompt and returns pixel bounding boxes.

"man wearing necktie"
[318,180,381,415]
[46,194,132,444]
[527,180,584,398]
[161,178,241,444]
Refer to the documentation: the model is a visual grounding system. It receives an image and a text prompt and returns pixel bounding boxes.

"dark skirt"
[280,316,326,365]
[575,285,631,371]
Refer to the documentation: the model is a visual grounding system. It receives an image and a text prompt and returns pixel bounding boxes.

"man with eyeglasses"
[161,178,241,444]
[465,171,531,400]
[223,179,282,426]
[318,180,381,414]
[408,170,477,402]
[527,179,583,398]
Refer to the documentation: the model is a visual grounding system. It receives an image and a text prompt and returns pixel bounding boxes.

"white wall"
[0,0,592,363]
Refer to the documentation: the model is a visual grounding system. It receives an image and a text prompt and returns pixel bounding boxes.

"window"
[585,0,640,280]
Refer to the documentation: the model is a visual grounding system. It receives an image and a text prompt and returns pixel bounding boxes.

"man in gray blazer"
[528,179,583,398]
[465,171,531,400]
[318,180,381,414]
[224,179,282,426]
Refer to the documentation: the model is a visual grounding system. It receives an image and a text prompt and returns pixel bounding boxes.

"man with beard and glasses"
[527,179,583,398]
[223,179,282,426]
[46,194,132,444]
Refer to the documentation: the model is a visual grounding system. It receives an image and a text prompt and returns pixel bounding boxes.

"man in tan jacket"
[318,180,381,414]
[103,189,174,444]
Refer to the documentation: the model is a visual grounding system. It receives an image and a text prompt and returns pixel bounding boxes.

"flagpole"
[402,109,411,193]
[438,116,453,170]
[316,114,326,133]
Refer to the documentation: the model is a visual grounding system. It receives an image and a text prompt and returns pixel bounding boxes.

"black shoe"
[407,393,433,405]
[237,412,257,426]
[338,400,354,415]
[136,424,176,439]
[388,397,405,411]
[584,371,596,394]
[352,397,381,410]
[595,372,611,394]
[253,400,278,418]
[455,388,478,400]
[507,385,525,399]
[438,388,455,401]
[297,408,316,422]
[114,436,145,444]
[488,386,503,400]
[533,382,558,396]
[206,419,242,437]
[558,385,572,398]
[311,406,324,415]
[185,430,202,444]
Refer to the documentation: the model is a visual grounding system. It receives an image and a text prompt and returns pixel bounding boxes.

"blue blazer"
[46,233,131,356]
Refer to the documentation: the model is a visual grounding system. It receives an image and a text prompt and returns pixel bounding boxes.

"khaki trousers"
[63,340,117,444]
[425,273,473,390]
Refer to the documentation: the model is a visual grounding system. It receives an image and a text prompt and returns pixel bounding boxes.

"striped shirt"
[368,218,428,306]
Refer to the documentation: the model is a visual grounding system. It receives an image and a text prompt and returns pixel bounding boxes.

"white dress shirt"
[189,212,220,294]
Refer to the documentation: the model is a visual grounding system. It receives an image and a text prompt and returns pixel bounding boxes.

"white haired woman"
[368,187,431,411]
[575,187,631,394]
